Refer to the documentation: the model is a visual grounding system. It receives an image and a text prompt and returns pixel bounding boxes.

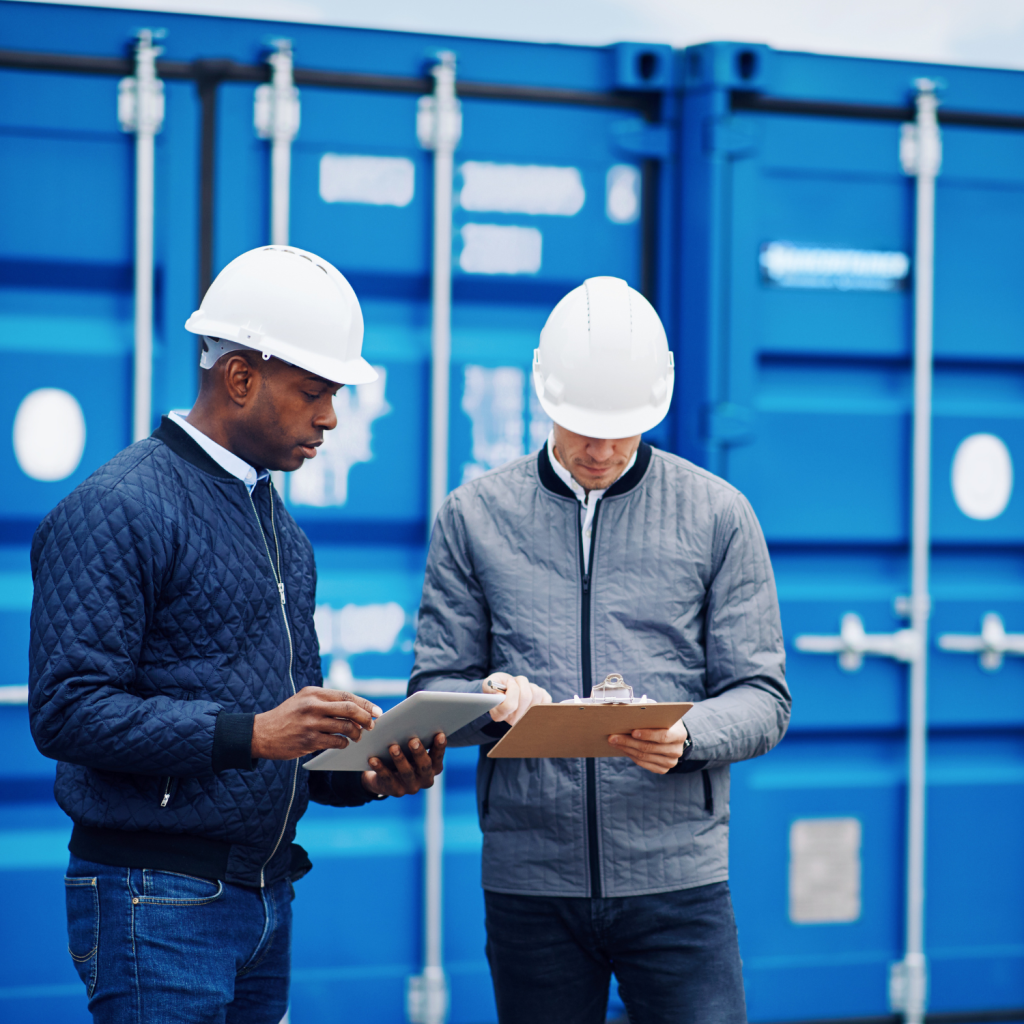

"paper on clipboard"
[486,701,692,759]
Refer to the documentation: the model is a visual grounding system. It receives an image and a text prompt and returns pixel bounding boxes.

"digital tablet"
[303,690,503,772]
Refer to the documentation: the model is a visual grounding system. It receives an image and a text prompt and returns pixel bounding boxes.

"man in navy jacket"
[29,246,443,1023]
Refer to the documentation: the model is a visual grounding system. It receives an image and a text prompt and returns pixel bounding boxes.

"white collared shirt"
[168,411,270,495]
[546,432,637,573]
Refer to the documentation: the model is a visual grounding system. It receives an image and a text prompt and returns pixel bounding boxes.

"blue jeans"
[484,882,746,1024]
[64,854,291,1024]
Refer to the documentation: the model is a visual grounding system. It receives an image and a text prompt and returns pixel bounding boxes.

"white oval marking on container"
[13,388,86,482]
[606,164,640,224]
[951,432,1013,520]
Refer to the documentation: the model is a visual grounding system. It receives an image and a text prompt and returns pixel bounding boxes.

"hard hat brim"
[185,313,379,386]
[534,381,673,440]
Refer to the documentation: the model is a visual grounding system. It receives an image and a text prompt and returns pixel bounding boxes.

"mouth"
[297,440,322,459]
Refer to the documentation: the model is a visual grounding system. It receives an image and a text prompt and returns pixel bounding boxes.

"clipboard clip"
[564,673,655,706]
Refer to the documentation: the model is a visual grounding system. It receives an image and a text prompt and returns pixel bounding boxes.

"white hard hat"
[533,276,674,439]
[185,245,378,386]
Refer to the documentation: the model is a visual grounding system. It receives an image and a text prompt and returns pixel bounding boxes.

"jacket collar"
[152,416,237,481]
[537,440,652,500]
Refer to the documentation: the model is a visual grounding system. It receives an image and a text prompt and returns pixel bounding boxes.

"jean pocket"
[65,876,99,998]
[137,869,223,906]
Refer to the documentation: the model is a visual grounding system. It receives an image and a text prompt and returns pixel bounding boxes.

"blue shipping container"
[0,3,1022,1023]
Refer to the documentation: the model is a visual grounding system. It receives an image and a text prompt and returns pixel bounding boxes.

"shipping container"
[0,3,1022,1023]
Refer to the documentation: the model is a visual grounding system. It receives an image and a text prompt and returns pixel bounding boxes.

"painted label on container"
[459,224,542,275]
[760,242,910,291]
[458,161,584,216]
[319,154,415,207]
[789,817,862,924]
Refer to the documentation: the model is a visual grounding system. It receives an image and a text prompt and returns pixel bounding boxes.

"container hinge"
[701,402,755,446]
[703,116,757,158]
[938,612,1024,672]
[795,612,921,672]
[610,117,673,159]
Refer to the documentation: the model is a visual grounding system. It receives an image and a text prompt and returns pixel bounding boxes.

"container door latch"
[795,611,922,672]
[938,613,1024,671]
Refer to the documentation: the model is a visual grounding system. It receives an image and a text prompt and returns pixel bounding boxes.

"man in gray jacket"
[410,276,790,1024]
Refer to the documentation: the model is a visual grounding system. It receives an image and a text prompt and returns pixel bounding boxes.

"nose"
[316,396,338,432]
[586,438,616,463]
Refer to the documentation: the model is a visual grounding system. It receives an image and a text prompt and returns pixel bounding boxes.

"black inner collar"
[537,440,652,500]
[152,416,237,481]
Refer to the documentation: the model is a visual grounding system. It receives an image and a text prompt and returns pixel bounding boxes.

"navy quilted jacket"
[29,417,373,889]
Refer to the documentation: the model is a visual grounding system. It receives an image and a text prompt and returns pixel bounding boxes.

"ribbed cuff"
[481,719,511,739]
[328,771,385,805]
[212,712,256,773]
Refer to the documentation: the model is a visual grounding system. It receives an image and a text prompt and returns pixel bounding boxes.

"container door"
[715,96,1024,1019]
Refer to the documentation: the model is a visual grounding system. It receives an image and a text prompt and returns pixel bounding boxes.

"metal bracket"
[254,38,300,144]
[899,78,942,177]
[938,613,1024,671]
[889,954,928,1016]
[117,29,164,135]
[610,117,673,158]
[701,402,755,446]
[795,613,921,672]
[407,964,449,1024]
[703,116,758,157]
[417,51,462,152]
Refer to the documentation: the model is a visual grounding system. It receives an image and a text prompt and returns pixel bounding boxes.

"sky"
[25,0,1024,71]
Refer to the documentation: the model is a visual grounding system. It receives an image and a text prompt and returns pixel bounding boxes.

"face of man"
[551,424,641,493]
[203,354,342,472]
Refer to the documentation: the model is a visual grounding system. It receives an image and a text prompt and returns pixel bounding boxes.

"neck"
[185,398,246,463]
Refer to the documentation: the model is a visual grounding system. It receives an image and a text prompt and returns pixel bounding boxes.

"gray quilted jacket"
[410,443,790,898]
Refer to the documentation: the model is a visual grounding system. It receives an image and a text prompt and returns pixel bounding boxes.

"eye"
[304,391,321,401]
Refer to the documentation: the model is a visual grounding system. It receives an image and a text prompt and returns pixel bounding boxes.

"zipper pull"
[582,574,590,593]
[277,581,287,605]
[160,778,172,807]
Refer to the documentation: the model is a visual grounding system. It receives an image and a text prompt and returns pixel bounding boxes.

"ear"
[222,353,257,408]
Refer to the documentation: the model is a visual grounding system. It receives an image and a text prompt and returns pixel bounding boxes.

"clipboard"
[486,701,692,759]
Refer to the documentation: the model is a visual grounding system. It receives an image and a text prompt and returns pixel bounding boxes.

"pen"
[488,680,508,692]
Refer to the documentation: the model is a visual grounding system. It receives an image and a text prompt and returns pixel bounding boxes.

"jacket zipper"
[160,694,192,807]
[579,501,603,899]
[247,482,299,888]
